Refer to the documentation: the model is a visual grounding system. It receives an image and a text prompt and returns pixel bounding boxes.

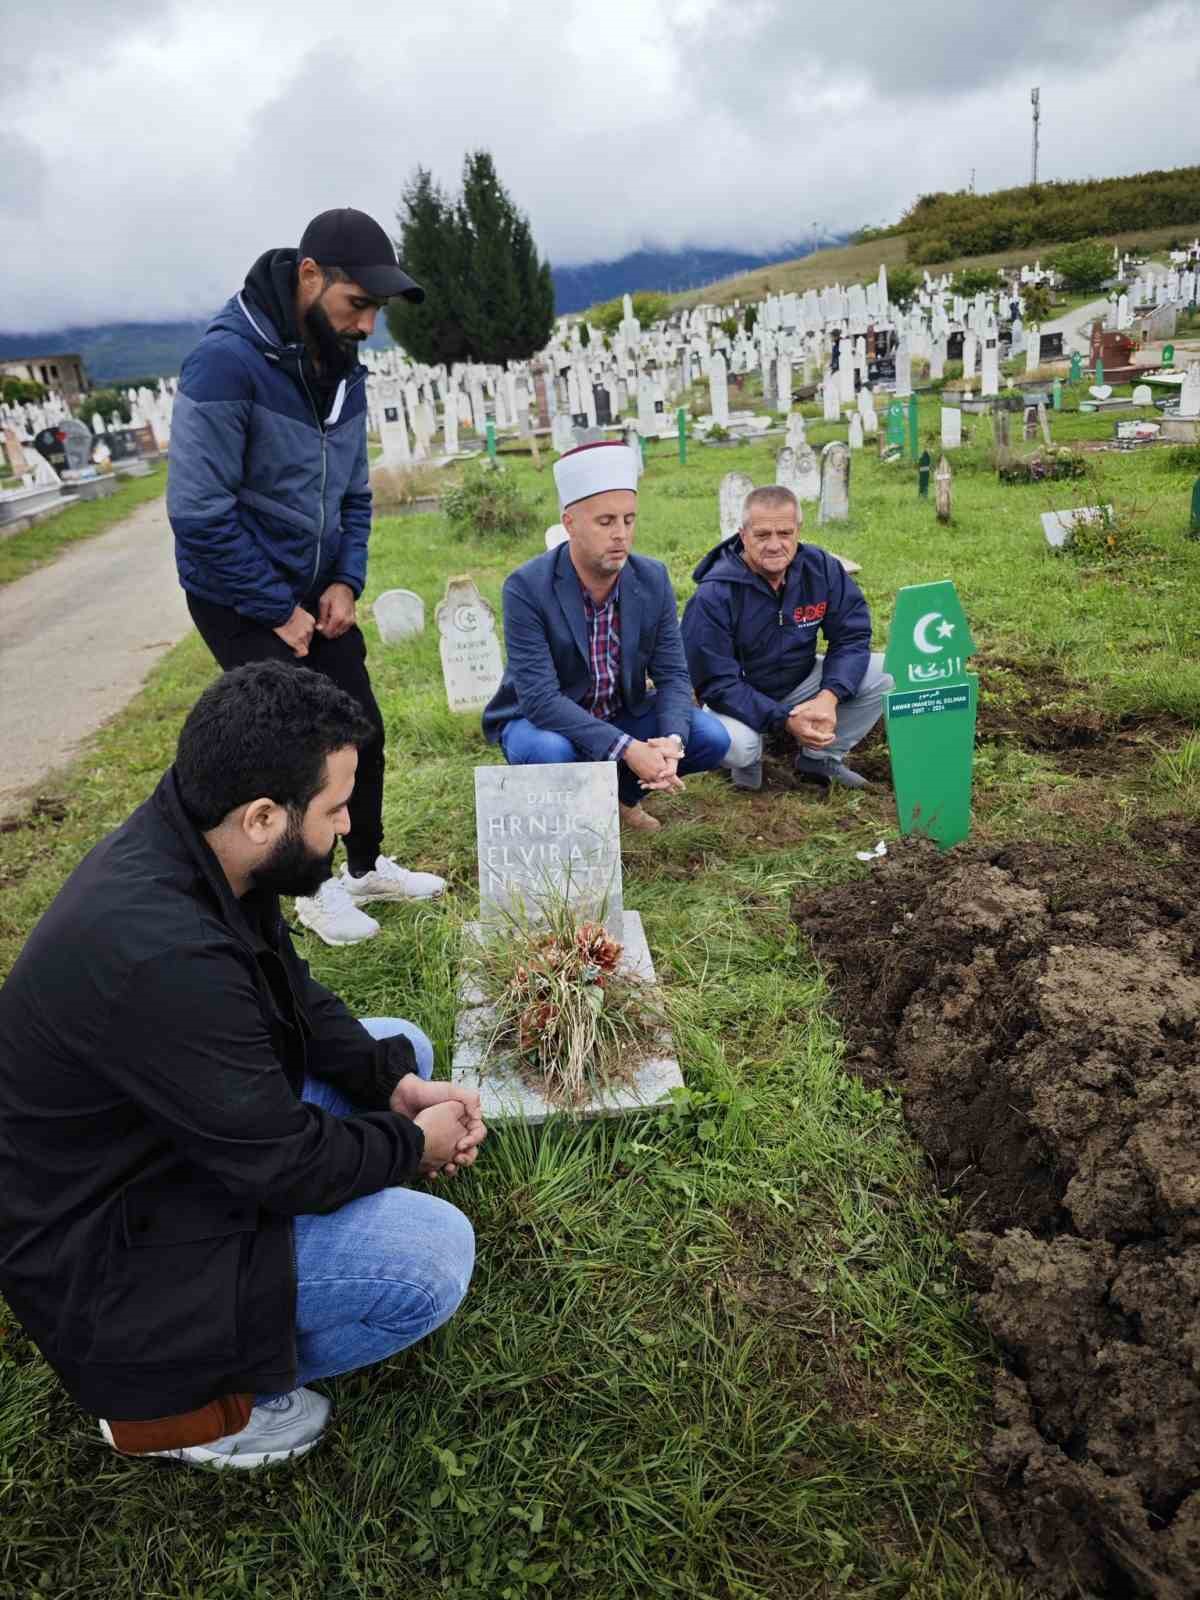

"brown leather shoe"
[619,802,661,832]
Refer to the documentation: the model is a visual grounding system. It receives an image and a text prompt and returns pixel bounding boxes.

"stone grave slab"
[373,588,425,642]
[436,576,503,711]
[475,761,622,936]
[1041,505,1113,549]
[451,911,681,1124]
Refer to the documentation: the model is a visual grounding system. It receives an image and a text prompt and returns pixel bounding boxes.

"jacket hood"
[206,249,302,351]
[691,532,797,588]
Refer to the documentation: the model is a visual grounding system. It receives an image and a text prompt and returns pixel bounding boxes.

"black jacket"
[0,771,425,1419]
[680,535,873,734]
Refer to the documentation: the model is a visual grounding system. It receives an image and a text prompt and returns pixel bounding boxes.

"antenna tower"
[1030,87,1040,186]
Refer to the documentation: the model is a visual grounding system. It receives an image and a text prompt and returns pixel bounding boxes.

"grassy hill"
[671,218,1200,310]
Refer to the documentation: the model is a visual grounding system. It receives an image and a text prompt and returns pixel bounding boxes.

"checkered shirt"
[580,581,631,760]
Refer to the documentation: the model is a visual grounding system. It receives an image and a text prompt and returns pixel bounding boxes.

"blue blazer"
[482,545,696,760]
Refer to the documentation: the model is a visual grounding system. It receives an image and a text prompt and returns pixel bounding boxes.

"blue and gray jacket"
[681,535,872,732]
[167,250,372,626]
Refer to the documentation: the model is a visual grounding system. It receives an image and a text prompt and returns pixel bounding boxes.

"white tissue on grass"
[855,841,888,861]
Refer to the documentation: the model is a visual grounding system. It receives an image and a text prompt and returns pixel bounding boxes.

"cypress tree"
[386,149,555,364]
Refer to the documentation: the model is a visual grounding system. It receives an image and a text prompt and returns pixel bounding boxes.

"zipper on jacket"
[296,364,328,584]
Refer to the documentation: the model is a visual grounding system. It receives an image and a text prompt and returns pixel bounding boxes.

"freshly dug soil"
[793,835,1200,1598]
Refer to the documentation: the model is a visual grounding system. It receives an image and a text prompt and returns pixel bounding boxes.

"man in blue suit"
[482,442,729,831]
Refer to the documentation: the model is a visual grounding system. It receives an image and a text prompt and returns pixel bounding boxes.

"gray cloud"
[2,0,1198,332]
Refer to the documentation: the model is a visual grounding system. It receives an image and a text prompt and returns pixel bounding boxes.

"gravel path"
[0,495,191,818]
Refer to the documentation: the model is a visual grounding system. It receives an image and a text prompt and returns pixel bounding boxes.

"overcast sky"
[2,0,1197,332]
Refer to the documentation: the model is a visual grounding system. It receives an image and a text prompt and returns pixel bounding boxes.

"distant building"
[0,353,89,402]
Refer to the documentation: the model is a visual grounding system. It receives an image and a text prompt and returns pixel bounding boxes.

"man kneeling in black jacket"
[682,486,892,792]
[0,663,484,1468]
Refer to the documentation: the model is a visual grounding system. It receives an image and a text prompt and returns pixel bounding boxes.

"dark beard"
[303,296,364,378]
[252,812,337,898]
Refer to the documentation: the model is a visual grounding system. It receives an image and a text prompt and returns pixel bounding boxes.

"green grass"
[3,404,1198,1598]
[0,466,167,587]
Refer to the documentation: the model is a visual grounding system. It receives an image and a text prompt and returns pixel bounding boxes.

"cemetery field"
[1,409,1198,1600]
[0,465,167,587]
[673,219,1200,311]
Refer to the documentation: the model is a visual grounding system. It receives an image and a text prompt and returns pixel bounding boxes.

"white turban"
[554,442,639,511]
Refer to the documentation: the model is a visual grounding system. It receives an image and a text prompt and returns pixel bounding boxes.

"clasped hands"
[786,689,839,749]
[625,735,686,794]
[272,583,357,658]
[389,1076,488,1181]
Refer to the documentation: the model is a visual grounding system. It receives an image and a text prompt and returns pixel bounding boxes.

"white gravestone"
[545,522,568,550]
[436,576,504,712]
[373,588,425,643]
[847,413,864,450]
[379,399,412,468]
[1131,385,1153,406]
[818,441,850,524]
[1041,505,1113,549]
[719,471,755,538]
[474,762,622,936]
[941,407,963,449]
[786,412,807,450]
[794,442,821,502]
[1179,362,1200,419]
[709,352,730,427]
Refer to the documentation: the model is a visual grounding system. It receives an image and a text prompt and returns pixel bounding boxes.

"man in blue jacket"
[681,485,891,792]
[168,208,445,947]
[482,442,729,831]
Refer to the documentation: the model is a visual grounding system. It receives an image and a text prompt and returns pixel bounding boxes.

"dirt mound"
[793,837,1200,1597]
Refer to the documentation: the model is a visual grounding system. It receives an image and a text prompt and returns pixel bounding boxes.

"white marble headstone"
[373,588,425,643]
[474,761,622,936]
[818,441,850,524]
[436,576,504,712]
[719,471,755,538]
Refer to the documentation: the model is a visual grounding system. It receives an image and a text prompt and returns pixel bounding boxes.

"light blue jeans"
[284,1017,475,1391]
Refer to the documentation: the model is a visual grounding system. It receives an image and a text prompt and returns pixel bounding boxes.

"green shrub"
[1060,503,1149,563]
[78,389,131,430]
[954,266,1003,295]
[1047,239,1113,292]
[998,449,1087,485]
[441,461,539,540]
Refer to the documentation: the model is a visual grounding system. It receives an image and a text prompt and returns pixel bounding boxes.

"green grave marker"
[486,422,497,461]
[907,394,919,462]
[1069,351,1082,384]
[882,580,978,849]
[1095,356,1105,387]
[886,402,904,449]
[1163,343,1175,367]
[1190,478,1200,539]
[677,407,687,464]
[918,449,931,497]
[1052,378,1062,411]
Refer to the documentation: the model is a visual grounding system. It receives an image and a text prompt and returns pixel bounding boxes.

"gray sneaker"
[100,1387,331,1470]
[792,754,869,790]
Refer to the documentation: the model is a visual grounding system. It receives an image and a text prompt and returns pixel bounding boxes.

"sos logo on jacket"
[793,602,827,627]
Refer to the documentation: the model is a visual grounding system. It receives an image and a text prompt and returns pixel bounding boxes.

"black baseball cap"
[298,208,425,303]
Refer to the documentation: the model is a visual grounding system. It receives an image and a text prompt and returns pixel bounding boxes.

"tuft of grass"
[468,896,662,1106]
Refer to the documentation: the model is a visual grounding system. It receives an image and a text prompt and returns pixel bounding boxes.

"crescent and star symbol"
[912,612,957,654]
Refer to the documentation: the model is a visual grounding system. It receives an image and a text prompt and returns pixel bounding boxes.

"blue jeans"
[283,1018,475,1392]
[500,701,732,806]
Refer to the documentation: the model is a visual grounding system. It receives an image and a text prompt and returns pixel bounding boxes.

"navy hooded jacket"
[681,535,872,733]
[167,250,372,628]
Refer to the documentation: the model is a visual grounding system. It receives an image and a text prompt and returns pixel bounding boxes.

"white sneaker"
[294,877,380,945]
[342,855,447,903]
[101,1387,331,1470]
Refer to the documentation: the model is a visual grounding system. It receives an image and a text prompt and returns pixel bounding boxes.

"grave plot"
[793,832,1200,1599]
[452,761,682,1122]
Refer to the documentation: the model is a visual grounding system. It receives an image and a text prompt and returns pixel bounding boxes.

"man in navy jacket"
[168,208,445,947]
[482,442,729,831]
[681,485,891,791]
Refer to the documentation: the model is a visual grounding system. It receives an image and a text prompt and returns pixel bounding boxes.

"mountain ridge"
[0,240,843,383]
